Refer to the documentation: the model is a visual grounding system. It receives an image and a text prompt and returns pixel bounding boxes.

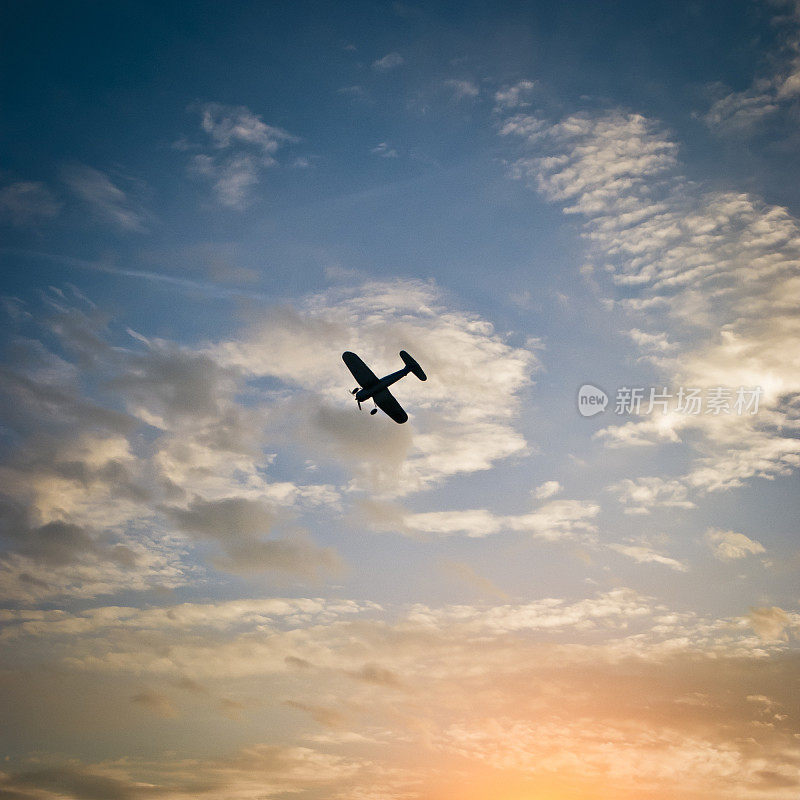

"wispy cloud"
[337,84,366,99]
[442,79,479,101]
[372,51,404,71]
[608,542,688,571]
[61,164,146,231]
[702,80,780,134]
[701,4,800,135]
[0,181,61,227]
[370,141,398,158]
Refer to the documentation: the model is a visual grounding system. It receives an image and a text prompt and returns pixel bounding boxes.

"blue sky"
[2,2,800,798]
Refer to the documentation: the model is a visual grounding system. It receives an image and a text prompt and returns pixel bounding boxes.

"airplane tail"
[399,350,427,381]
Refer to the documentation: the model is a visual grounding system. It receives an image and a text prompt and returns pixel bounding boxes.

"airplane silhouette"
[342,350,427,423]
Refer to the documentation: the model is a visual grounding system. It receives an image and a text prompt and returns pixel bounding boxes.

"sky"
[1,1,800,797]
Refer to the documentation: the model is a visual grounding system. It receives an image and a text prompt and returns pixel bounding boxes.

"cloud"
[4,764,151,800]
[284,699,347,728]
[3,585,800,799]
[746,606,793,641]
[701,5,800,135]
[442,79,479,101]
[347,661,404,688]
[627,328,676,353]
[702,81,779,133]
[370,142,398,158]
[371,52,404,71]
[607,542,688,571]
[189,152,260,208]
[501,110,677,216]
[407,588,653,637]
[188,103,297,208]
[0,293,346,598]
[500,105,800,505]
[362,497,599,540]
[610,477,696,515]
[0,181,61,226]
[109,341,240,427]
[61,164,146,231]
[165,496,340,577]
[493,79,537,110]
[131,689,179,718]
[0,280,538,599]
[533,480,561,500]
[337,84,366,99]
[706,528,766,561]
[199,103,295,154]
[211,279,538,494]
[0,745,372,800]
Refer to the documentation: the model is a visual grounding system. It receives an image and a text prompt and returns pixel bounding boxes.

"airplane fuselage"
[355,367,410,403]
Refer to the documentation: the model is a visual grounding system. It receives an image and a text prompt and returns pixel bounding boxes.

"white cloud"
[370,142,398,158]
[500,105,800,505]
[608,543,688,572]
[746,606,794,641]
[190,152,260,208]
[533,480,562,500]
[408,587,652,635]
[501,110,677,216]
[188,103,297,208]
[610,477,695,515]
[199,103,295,154]
[443,79,479,101]
[61,164,146,231]
[211,279,539,494]
[627,328,676,353]
[363,497,599,540]
[702,81,779,133]
[706,528,765,561]
[494,79,537,110]
[372,52,404,71]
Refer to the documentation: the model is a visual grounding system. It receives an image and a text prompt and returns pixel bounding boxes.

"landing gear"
[370,408,378,415]
[351,388,359,395]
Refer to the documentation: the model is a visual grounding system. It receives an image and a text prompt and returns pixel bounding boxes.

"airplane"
[342,350,427,424]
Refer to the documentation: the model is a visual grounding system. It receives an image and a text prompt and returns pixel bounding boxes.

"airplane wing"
[373,388,408,424]
[342,351,379,389]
